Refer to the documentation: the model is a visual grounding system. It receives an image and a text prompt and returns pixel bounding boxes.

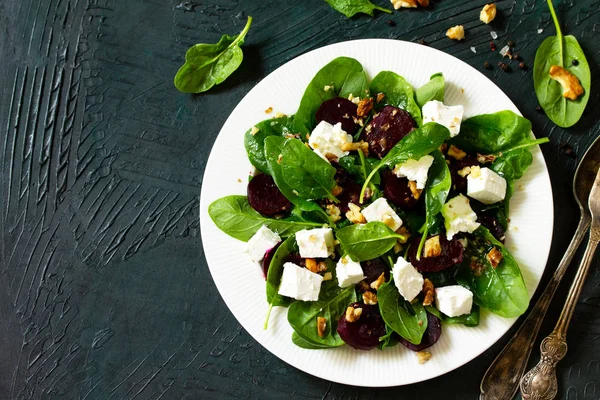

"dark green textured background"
[1,0,599,398]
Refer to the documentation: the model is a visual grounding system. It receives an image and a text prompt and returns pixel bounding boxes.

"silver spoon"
[480,135,600,400]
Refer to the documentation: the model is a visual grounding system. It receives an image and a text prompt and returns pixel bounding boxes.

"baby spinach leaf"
[174,17,252,94]
[266,236,298,309]
[338,154,381,184]
[456,227,529,318]
[370,71,422,126]
[324,0,391,18]
[415,72,445,108]
[490,148,534,214]
[208,195,321,242]
[292,332,335,349]
[294,57,369,135]
[423,266,458,287]
[244,115,295,174]
[533,0,591,128]
[425,305,480,327]
[336,222,405,262]
[378,280,428,345]
[378,324,399,350]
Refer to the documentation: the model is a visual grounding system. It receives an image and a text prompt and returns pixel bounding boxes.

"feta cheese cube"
[442,194,480,240]
[467,167,507,205]
[435,285,473,317]
[422,100,464,137]
[392,256,424,302]
[361,198,403,231]
[336,256,365,288]
[278,262,323,301]
[296,228,335,258]
[392,155,434,189]
[308,120,353,160]
[246,225,281,262]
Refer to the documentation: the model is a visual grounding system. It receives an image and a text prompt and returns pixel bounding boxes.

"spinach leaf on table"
[208,195,322,242]
[378,280,428,345]
[415,72,445,108]
[336,221,405,262]
[426,305,480,327]
[244,115,295,174]
[533,0,591,128]
[294,57,370,135]
[456,227,529,318]
[324,0,391,18]
[370,71,422,126]
[174,17,252,94]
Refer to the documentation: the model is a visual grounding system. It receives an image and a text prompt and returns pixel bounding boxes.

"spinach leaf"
[426,305,480,327]
[244,115,295,174]
[378,280,428,345]
[456,227,529,318]
[294,57,369,135]
[490,147,534,215]
[208,195,321,242]
[324,0,391,18]
[423,266,458,287]
[394,208,426,234]
[415,72,445,108]
[378,324,399,350]
[336,222,405,262]
[291,332,334,349]
[360,123,450,201]
[370,71,422,125]
[338,154,381,184]
[266,236,297,309]
[533,0,591,128]
[174,17,252,93]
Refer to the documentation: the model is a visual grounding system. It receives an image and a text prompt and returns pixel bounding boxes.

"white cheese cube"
[392,256,424,302]
[361,198,403,231]
[467,167,507,205]
[392,155,435,189]
[442,194,481,240]
[246,225,281,262]
[278,262,323,301]
[295,228,335,258]
[308,121,353,160]
[435,285,473,317]
[336,256,365,288]
[422,100,464,137]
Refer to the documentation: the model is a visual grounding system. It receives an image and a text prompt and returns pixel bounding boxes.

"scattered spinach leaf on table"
[244,115,295,174]
[324,0,391,18]
[378,280,428,345]
[337,221,406,262]
[415,72,445,108]
[174,16,253,93]
[370,71,423,126]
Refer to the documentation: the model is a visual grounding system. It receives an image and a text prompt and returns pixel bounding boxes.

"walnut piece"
[251,126,259,135]
[332,185,343,196]
[408,180,422,200]
[416,351,432,364]
[341,141,369,156]
[424,235,442,258]
[477,153,498,164]
[391,0,418,9]
[370,273,386,290]
[480,3,497,24]
[446,25,465,41]
[346,203,366,224]
[376,93,385,103]
[326,204,342,223]
[457,166,472,178]
[323,272,333,281]
[357,97,374,117]
[396,226,411,244]
[317,317,327,338]
[469,165,481,178]
[345,306,363,322]
[447,145,467,160]
[317,261,328,272]
[305,258,318,273]
[549,65,584,101]
[422,279,435,306]
[418,0,429,6]
[486,247,504,268]
[362,291,378,305]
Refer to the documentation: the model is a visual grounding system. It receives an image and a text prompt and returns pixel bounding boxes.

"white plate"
[199,39,553,387]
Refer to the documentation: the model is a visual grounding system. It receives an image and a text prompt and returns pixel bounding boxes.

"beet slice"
[407,235,464,273]
[360,258,390,284]
[361,106,416,159]
[337,303,387,350]
[333,168,362,214]
[477,213,506,243]
[448,154,480,194]
[382,170,420,209]
[315,97,359,135]
[261,242,282,279]
[399,312,442,351]
[247,174,292,216]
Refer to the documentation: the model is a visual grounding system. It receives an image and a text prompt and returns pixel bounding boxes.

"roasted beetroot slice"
[448,155,480,194]
[333,168,362,214]
[399,312,442,351]
[408,235,464,273]
[337,303,387,350]
[478,213,506,243]
[362,106,416,159]
[315,97,359,135]
[247,174,292,216]
[382,170,420,209]
[261,242,282,279]
[361,258,390,284]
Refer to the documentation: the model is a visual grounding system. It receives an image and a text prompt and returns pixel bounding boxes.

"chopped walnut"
[326,204,342,223]
[275,112,286,118]
[480,3,497,24]
[357,97,374,117]
[424,235,442,258]
[418,0,429,5]
[376,93,385,103]
[486,247,504,268]
[265,107,273,114]
[341,141,369,156]
[447,145,467,160]
[370,273,386,290]
[345,306,363,322]
[317,317,327,338]
[549,65,584,100]
[357,281,370,293]
[408,181,422,200]
[323,272,333,281]
[251,126,259,136]
[362,291,378,305]
[446,25,465,41]
[277,154,283,164]
[348,93,360,104]
[422,279,435,306]
[346,203,366,224]
[324,85,334,91]
[477,153,498,164]
[395,226,411,245]
[332,185,344,196]
[394,241,403,254]
[457,166,472,178]
[391,0,417,8]
[305,258,319,273]
[317,261,328,272]
[416,351,432,364]
[469,165,481,178]
[438,143,449,154]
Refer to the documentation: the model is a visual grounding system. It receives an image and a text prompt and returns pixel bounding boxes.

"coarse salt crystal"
[499,45,510,57]
[537,28,544,34]
[470,46,477,54]
[490,31,498,39]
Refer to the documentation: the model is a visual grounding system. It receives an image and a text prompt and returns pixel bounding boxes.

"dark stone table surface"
[1,0,599,398]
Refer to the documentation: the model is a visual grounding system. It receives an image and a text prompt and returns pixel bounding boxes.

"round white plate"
[199,39,553,387]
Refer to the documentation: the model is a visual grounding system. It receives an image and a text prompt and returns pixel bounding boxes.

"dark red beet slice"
[337,303,387,350]
[315,97,359,135]
[261,242,282,279]
[407,235,464,273]
[333,168,361,214]
[361,258,390,284]
[382,170,420,209]
[361,106,416,159]
[399,312,442,351]
[477,213,506,243]
[247,174,292,216]
[448,155,480,194]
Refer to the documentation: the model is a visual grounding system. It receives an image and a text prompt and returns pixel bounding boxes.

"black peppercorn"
[519,62,528,70]
[572,59,579,66]
[387,20,396,27]
[513,53,521,61]
[535,106,544,114]
[490,42,497,51]
[483,61,492,70]
[419,38,427,45]
[507,40,515,47]
[498,62,510,72]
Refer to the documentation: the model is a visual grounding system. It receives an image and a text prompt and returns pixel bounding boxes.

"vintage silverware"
[519,165,600,399]
[480,135,600,400]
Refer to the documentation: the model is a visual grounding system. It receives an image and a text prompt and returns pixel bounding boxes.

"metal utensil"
[480,135,600,400]
[520,166,600,399]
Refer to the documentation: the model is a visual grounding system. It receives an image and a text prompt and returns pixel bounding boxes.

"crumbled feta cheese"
[296,228,335,258]
[278,262,323,301]
[442,194,481,240]
[361,198,403,231]
[422,100,464,137]
[308,121,353,160]
[435,285,473,317]
[393,155,434,189]
[336,256,365,288]
[392,256,424,302]
[467,167,507,205]
[246,225,281,262]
